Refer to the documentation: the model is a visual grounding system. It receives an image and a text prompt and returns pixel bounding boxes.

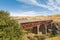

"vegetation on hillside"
[0,10,25,40]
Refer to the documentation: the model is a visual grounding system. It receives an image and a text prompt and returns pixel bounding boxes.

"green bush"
[0,10,25,40]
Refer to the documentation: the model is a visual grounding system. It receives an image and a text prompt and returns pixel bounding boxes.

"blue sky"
[0,0,60,16]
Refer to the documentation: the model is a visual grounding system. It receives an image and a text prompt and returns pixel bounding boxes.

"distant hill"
[11,14,60,22]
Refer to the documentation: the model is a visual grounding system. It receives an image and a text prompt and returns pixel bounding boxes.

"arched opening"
[39,24,46,34]
[32,26,37,34]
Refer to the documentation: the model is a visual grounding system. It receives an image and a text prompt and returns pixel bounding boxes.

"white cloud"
[12,0,60,16]
[10,11,51,16]
[17,0,38,5]
[48,0,54,5]
[56,0,60,4]
[18,11,37,16]
[16,0,60,11]
[16,0,53,10]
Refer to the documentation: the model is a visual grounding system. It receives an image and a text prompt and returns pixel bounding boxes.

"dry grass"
[13,14,60,22]
[45,35,60,40]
